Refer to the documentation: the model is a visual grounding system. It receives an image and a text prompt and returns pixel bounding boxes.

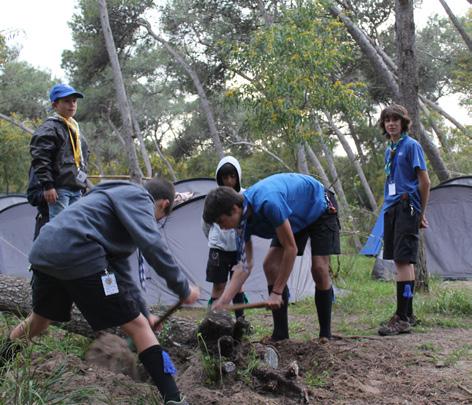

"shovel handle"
[154,300,183,328]
[222,301,269,311]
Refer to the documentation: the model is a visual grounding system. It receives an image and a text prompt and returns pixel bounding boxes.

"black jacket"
[30,117,89,191]
[27,167,49,240]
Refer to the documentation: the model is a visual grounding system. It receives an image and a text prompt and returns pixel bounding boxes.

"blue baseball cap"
[49,84,84,102]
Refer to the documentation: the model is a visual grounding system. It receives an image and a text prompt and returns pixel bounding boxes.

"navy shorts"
[31,269,140,331]
[270,192,341,256]
[383,201,420,263]
[206,248,238,284]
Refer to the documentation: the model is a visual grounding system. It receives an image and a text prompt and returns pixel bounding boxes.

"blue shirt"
[383,134,427,212]
[243,173,327,240]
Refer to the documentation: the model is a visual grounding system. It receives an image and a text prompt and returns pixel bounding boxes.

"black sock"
[407,281,415,318]
[233,292,246,319]
[315,287,333,339]
[0,337,21,367]
[268,285,289,340]
[138,345,180,403]
[396,281,413,321]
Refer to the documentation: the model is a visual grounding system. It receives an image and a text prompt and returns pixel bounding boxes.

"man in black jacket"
[30,83,89,220]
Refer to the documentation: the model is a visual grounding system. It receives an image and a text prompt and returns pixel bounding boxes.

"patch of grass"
[417,342,438,352]
[34,326,91,359]
[444,344,472,367]
[237,348,260,385]
[196,333,221,385]
[304,369,330,388]
[0,343,103,405]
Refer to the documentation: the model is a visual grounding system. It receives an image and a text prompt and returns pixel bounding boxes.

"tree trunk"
[304,141,331,188]
[130,107,153,178]
[0,113,34,135]
[438,0,472,53]
[326,113,378,211]
[327,3,401,100]
[98,0,142,183]
[329,1,451,181]
[419,95,471,138]
[345,116,366,165]
[151,132,178,182]
[229,141,292,171]
[296,143,309,174]
[313,118,363,251]
[0,275,196,342]
[419,102,451,154]
[139,19,224,160]
[395,0,429,289]
[395,0,450,182]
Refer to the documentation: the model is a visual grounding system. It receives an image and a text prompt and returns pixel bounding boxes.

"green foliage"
[0,340,101,405]
[304,369,330,388]
[229,3,365,145]
[236,348,260,385]
[0,61,52,119]
[0,119,31,194]
[196,332,221,385]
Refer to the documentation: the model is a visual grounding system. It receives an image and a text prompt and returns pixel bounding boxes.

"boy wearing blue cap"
[30,84,89,220]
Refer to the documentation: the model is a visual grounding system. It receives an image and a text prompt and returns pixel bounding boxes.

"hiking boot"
[408,315,419,327]
[318,336,330,345]
[378,314,411,336]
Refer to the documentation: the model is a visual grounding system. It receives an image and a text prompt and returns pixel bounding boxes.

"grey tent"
[362,176,472,280]
[0,195,35,277]
[423,176,472,279]
[0,194,27,211]
[0,179,316,306]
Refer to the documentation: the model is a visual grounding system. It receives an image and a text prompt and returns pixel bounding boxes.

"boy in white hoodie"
[202,156,248,319]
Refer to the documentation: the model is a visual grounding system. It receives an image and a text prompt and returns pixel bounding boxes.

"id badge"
[101,271,119,296]
[76,168,87,183]
[388,183,396,196]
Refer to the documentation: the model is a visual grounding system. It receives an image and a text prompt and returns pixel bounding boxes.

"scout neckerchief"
[236,200,250,273]
[384,132,406,179]
[137,250,147,290]
[54,113,82,169]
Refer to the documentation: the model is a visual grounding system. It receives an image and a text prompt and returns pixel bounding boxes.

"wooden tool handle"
[222,301,269,311]
[155,300,183,327]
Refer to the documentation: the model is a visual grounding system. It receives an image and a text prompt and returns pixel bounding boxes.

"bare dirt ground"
[17,323,472,405]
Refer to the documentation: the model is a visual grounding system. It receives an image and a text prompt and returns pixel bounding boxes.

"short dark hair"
[216,163,240,191]
[144,177,175,215]
[379,104,411,138]
[203,186,243,224]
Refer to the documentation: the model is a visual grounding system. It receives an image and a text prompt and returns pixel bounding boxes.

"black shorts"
[31,270,140,331]
[206,248,238,284]
[383,201,420,263]
[270,192,341,256]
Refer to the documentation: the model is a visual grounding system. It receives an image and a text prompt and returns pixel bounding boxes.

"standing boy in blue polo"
[378,104,430,336]
[203,173,341,343]
[30,83,89,220]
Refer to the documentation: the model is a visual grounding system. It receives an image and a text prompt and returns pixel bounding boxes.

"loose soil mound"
[12,328,471,404]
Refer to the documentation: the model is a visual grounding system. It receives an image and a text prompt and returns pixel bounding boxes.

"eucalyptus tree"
[438,0,472,53]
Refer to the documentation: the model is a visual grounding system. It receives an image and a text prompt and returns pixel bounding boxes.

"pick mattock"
[221,301,270,312]
[153,300,183,330]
